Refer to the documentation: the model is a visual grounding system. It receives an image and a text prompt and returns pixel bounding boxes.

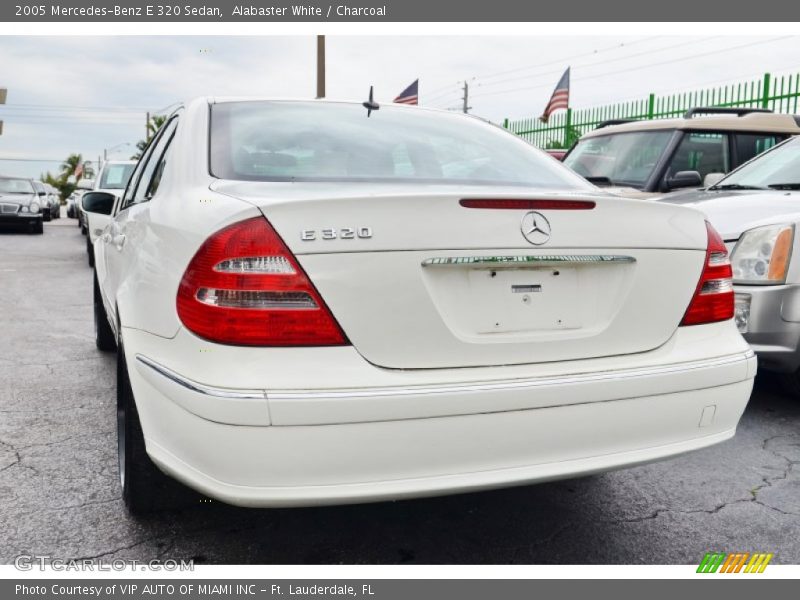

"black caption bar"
[3,0,800,21]
[3,579,797,600]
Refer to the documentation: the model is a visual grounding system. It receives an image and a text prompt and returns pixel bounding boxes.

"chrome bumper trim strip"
[135,354,266,400]
[136,349,754,403]
[269,349,755,400]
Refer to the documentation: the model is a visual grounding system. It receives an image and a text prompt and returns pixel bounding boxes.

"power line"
[0,157,64,163]
[471,36,795,100]
[473,37,720,90]
[472,36,662,83]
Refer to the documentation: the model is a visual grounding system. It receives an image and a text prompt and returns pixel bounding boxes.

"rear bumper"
[124,322,756,507]
[736,284,800,373]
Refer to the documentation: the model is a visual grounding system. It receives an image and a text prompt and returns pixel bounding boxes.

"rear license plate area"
[468,267,581,333]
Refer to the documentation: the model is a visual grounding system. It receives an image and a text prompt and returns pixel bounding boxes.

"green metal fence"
[503,72,800,149]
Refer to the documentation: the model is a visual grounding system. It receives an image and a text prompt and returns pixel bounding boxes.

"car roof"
[579,111,800,139]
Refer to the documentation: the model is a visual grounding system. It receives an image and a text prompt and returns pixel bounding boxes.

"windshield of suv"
[0,178,35,194]
[210,101,593,189]
[564,130,674,189]
[99,163,136,189]
[713,138,800,190]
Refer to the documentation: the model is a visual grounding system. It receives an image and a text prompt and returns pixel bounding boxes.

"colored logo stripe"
[697,552,773,573]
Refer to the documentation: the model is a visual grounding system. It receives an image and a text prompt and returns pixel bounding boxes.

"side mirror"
[82,191,115,216]
[77,179,95,191]
[666,170,702,191]
[704,173,726,188]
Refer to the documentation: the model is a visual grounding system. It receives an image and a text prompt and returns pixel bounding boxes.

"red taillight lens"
[459,199,596,210]
[177,217,347,346]
[680,221,734,326]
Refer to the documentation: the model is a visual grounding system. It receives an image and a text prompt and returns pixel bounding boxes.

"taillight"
[177,217,347,346]
[680,221,734,326]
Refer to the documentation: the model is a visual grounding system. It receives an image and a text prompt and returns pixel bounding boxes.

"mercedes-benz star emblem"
[520,211,552,245]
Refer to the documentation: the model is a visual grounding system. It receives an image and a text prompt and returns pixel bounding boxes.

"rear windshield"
[564,130,674,189]
[209,101,592,189]
[0,178,34,194]
[99,163,136,189]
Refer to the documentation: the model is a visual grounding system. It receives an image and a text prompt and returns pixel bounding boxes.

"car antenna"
[362,85,380,117]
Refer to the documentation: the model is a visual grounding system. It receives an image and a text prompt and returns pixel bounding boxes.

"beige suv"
[563,107,800,198]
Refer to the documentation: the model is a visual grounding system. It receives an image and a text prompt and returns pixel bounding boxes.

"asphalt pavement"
[1,215,799,565]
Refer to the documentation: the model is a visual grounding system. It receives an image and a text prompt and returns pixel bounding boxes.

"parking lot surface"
[1,216,799,565]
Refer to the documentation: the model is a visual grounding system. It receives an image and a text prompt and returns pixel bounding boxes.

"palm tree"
[59,154,94,182]
[131,115,168,160]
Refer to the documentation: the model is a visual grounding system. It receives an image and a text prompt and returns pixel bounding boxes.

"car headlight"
[29,202,40,214]
[731,223,794,284]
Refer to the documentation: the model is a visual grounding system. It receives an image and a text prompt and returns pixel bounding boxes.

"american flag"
[394,79,419,105]
[540,67,570,123]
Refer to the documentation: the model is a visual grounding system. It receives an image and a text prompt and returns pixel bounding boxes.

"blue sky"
[1,35,799,179]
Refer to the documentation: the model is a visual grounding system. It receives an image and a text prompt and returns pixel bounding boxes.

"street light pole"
[316,35,326,99]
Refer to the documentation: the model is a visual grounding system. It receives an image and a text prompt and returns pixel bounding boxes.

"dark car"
[0,177,44,234]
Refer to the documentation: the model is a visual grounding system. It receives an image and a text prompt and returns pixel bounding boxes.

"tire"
[43,211,51,222]
[93,276,117,352]
[32,221,43,235]
[87,237,95,267]
[117,340,198,514]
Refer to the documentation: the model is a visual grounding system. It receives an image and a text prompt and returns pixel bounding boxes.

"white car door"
[101,118,179,324]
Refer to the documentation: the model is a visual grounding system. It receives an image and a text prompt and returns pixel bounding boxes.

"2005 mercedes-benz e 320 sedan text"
[86,97,757,513]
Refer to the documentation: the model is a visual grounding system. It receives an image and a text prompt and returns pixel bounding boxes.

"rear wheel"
[117,340,197,514]
[93,276,117,352]
[87,237,95,267]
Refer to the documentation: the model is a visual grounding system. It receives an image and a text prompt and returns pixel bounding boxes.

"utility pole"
[145,111,150,139]
[316,35,326,99]
[462,81,471,114]
[0,88,6,136]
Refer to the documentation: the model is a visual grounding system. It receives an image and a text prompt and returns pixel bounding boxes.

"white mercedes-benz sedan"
[88,97,756,513]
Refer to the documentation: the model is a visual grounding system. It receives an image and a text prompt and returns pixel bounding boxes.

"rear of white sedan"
[92,98,756,513]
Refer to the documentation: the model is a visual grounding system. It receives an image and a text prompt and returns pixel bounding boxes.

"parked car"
[76,178,94,234]
[31,180,54,222]
[66,192,81,218]
[563,107,800,198]
[44,183,61,220]
[86,98,754,514]
[83,160,136,265]
[0,176,44,234]
[544,148,568,161]
[661,135,800,391]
